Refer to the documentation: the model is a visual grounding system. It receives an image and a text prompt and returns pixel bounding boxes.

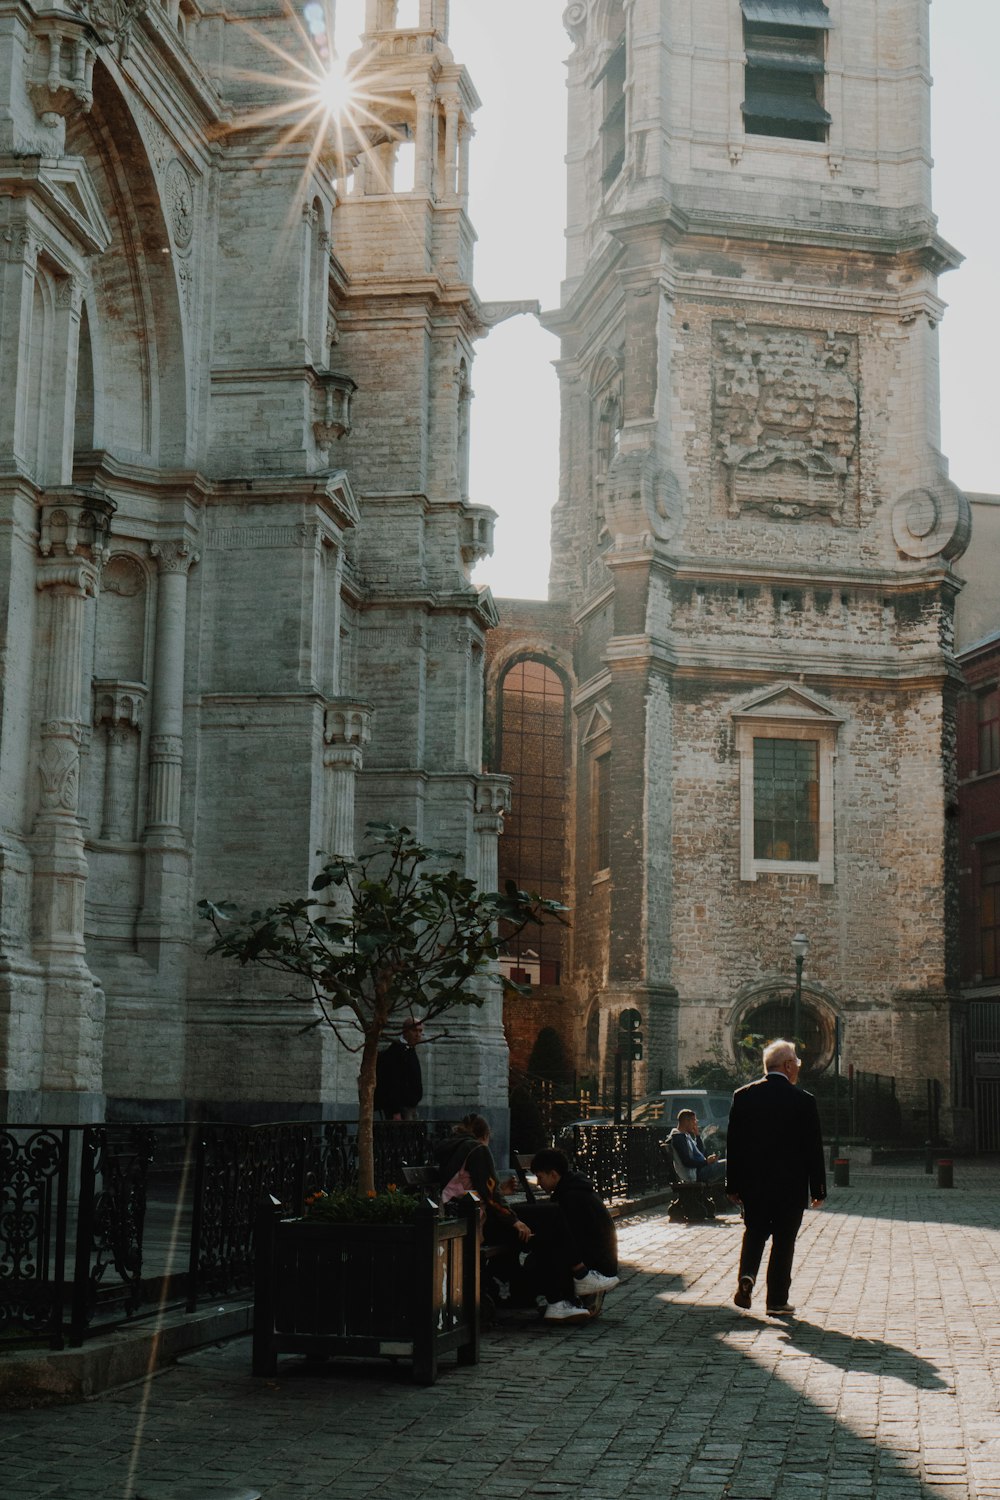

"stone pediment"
[731,682,844,724]
[582,702,612,742]
[27,157,112,255]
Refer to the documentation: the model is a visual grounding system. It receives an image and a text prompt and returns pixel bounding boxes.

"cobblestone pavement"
[3,1160,1000,1500]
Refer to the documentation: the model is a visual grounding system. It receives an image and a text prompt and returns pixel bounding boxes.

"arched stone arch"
[65,64,189,469]
[726,975,843,1075]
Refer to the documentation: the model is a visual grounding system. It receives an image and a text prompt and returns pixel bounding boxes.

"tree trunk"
[356,1027,382,1196]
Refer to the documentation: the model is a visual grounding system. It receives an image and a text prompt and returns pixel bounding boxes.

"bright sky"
[334,1,1000,600]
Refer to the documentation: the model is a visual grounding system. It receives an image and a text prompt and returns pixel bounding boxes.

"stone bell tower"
[546,0,971,1135]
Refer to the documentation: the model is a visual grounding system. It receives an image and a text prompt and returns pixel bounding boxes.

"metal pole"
[613,1052,623,1124]
[833,1016,841,1167]
[793,953,803,1047]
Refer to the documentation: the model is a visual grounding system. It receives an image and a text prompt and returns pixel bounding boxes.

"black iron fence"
[0,1118,450,1352]
[561,1123,673,1201]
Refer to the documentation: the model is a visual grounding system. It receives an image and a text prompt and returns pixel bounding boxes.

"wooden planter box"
[252,1196,480,1385]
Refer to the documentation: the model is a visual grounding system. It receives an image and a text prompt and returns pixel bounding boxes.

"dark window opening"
[593,751,611,872]
[498,659,567,984]
[743,19,829,142]
[978,686,1000,775]
[981,844,1000,982]
[599,33,626,187]
[753,737,819,862]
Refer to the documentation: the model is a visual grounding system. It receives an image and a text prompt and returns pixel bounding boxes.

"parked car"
[556,1088,733,1152]
[632,1089,733,1149]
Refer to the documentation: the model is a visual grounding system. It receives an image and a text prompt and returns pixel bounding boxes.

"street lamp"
[791,931,809,1049]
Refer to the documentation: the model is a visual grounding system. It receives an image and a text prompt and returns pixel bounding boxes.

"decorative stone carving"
[27,21,97,123]
[891,478,972,562]
[102,554,145,596]
[164,159,194,250]
[477,300,542,333]
[66,0,151,44]
[563,2,588,45]
[38,489,115,565]
[93,681,145,731]
[603,450,676,545]
[38,740,80,813]
[460,505,496,569]
[324,700,374,748]
[0,226,36,265]
[713,322,860,523]
[150,538,199,574]
[313,371,357,447]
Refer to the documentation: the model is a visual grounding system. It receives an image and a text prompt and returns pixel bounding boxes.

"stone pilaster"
[413,85,434,193]
[136,539,197,970]
[145,540,198,844]
[32,488,113,1101]
[322,700,373,862]
[442,92,460,199]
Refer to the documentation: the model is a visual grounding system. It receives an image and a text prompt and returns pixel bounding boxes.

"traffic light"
[618,1007,643,1061]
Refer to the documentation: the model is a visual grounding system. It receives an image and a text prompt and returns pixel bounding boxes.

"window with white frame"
[733,685,842,884]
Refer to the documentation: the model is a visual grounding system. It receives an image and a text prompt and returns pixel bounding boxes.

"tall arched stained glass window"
[498,658,568,986]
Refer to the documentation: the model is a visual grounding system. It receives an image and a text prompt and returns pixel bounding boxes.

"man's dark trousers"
[738,1195,804,1308]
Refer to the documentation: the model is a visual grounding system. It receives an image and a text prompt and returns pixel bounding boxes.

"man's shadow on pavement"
[641,1297,949,1391]
[769,1316,950,1389]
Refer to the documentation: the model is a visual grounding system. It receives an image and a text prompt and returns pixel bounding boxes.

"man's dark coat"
[725,1074,827,1207]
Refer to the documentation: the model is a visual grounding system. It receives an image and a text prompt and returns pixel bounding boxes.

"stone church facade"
[489,0,974,1141]
[0,0,517,1127]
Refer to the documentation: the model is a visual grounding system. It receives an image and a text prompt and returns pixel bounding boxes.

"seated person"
[434,1115,617,1324]
[530,1148,618,1279]
[668,1108,727,1185]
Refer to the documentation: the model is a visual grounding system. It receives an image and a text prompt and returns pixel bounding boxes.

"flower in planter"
[302,1186,423,1225]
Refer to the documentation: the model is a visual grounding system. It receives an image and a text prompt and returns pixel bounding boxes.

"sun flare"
[316,58,355,121]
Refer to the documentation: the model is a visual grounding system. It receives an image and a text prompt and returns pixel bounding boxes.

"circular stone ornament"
[164,158,194,250]
[891,479,971,561]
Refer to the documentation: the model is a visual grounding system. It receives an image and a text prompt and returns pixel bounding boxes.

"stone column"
[413,85,434,194]
[145,540,198,843]
[474,773,510,895]
[32,488,114,1105]
[137,539,197,972]
[457,118,473,206]
[434,773,512,1149]
[322,700,373,864]
[442,93,460,199]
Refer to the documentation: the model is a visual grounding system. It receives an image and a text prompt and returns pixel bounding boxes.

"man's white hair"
[762,1038,798,1072]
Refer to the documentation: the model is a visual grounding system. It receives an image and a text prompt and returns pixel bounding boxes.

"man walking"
[726,1038,826,1316]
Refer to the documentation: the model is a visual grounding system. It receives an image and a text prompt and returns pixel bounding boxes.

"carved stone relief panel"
[712,322,860,525]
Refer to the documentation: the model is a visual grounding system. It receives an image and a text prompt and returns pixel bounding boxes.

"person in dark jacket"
[434,1117,618,1323]
[668,1109,727,1185]
[374,1017,424,1119]
[531,1148,618,1278]
[726,1038,827,1317]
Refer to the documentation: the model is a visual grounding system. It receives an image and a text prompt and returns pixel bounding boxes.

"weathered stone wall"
[0,0,505,1127]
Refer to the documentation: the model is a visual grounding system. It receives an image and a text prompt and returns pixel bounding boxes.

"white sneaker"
[543,1300,592,1324]
[573,1269,619,1296]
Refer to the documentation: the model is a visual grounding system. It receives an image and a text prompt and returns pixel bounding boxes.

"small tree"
[199,823,567,1195]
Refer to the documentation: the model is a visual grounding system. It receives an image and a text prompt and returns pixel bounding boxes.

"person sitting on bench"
[530,1148,618,1280]
[434,1115,618,1324]
[668,1108,727,1185]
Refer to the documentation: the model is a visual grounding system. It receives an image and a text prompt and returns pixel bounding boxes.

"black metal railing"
[562,1123,673,1201]
[0,1117,451,1352]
